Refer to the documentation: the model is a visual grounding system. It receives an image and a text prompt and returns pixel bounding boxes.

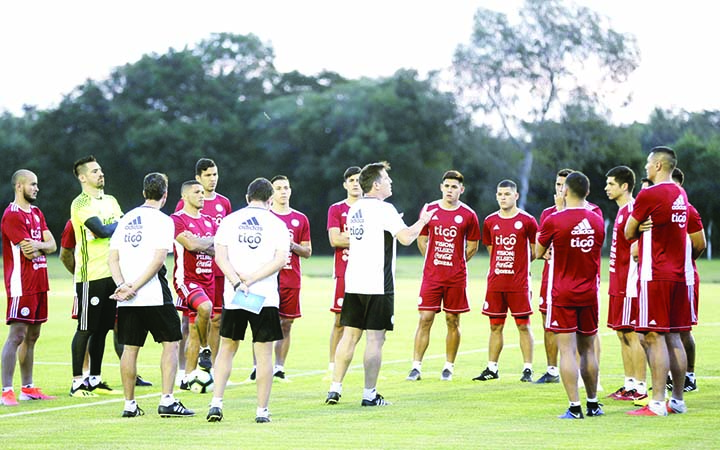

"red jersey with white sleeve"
[608,201,638,297]
[482,209,537,292]
[631,182,692,282]
[420,201,480,285]
[1,203,50,296]
[171,211,217,294]
[327,200,351,279]
[273,209,311,288]
[176,192,231,277]
[537,207,604,307]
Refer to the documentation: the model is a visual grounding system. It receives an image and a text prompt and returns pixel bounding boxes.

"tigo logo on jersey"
[495,233,517,249]
[570,218,595,253]
[434,225,457,242]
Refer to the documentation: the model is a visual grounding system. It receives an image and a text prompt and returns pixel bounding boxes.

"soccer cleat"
[135,375,153,387]
[472,367,499,381]
[158,400,195,417]
[440,369,453,381]
[667,399,687,414]
[179,380,190,391]
[273,370,286,380]
[1,390,19,406]
[607,386,627,400]
[249,368,257,381]
[198,349,212,371]
[255,416,271,423]
[626,405,667,416]
[558,409,584,419]
[325,391,341,405]
[633,394,651,406]
[533,372,560,384]
[20,386,56,401]
[122,406,145,417]
[683,376,698,392]
[520,368,533,382]
[207,406,223,422]
[586,402,604,417]
[88,380,120,395]
[665,375,673,391]
[361,393,391,407]
[406,368,422,381]
[69,382,98,398]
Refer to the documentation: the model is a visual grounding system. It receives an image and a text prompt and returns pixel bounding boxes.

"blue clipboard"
[231,290,265,314]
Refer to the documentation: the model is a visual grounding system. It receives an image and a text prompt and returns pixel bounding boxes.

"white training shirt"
[215,206,290,309]
[109,206,174,307]
[344,197,407,295]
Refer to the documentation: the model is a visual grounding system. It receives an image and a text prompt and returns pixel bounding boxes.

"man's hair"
[73,155,97,177]
[672,167,685,186]
[650,146,677,171]
[605,165,636,192]
[343,166,361,180]
[442,170,464,184]
[143,172,168,200]
[556,168,574,178]
[564,172,589,199]
[11,169,33,187]
[270,175,289,184]
[359,161,390,194]
[195,158,216,176]
[247,178,274,202]
[497,179,517,191]
[181,179,202,194]
[641,177,654,187]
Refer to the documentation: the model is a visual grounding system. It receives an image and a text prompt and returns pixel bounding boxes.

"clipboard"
[231,290,265,314]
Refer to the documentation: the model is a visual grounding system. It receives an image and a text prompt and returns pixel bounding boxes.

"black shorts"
[340,293,394,331]
[117,304,182,347]
[219,307,283,343]
[75,277,117,333]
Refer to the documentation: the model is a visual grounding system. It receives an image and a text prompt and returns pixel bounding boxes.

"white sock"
[274,365,284,373]
[72,378,85,390]
[412,361,422,371]
[523,363,532,371]
[159,394,175,407]
[2,386,13,393]
[210,397,223,408]
[363,388,377,401]
[443,361,454,372]
[687,372,695,382]
[487,362,498,372]
[330,382,342,394]
[625,377,636,390]
[256,407,269,418]
[586,396,598,403]
[124,400,137,411]
[88,376,101,387]
[547,366,559,377]
[636,381,647,395]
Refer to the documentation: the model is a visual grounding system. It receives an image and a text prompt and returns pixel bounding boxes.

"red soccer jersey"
[60,218,75,249]
[608,201,638,297]
[538,207,604,307]
[327,200,351,279]
[273,209,311,288]
[171,211,217,292]
[482,209,537,292]
[176,192,231,277]
[632,182,692,282]
[420,201,481,285]
[1,203,50,296]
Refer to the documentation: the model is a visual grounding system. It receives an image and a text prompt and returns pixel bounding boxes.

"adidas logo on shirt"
[570,218,595,236]
[240,217,262,231]
[125,216,143,230]
[349,210,364,224]
[671,195,686,211]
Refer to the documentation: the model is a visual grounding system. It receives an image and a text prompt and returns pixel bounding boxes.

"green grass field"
[0,256,718,449]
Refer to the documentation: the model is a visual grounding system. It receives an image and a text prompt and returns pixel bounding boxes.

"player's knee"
[514,316,530,329]
[489,317,505,330]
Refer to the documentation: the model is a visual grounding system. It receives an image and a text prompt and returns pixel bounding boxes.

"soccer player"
[267,175,312,379]
[535,168,603,384]
[109,173,193,418]
[604,166,647,401]
[474,179,537,383]
[669,168,706,392]
[326,166,362,377]
[69,156,123,397]
[625,146,696,416]
[1,170,56,406]
[175,158,231,379]
[406,170,480,382]
[325,162,432,407]
[536,172,605,419]
[207,178,290,423]
[172,180,217,388]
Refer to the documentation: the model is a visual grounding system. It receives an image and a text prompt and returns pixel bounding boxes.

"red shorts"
[6,292,48,324]
[483,290,532,318]
[330,277,345,313]
[279,286,301,318]
[690,280,699,326]
[538,279,549,313]
[213,276,225,313]
[545,302,598,335]
[607,295,637,331]
[418,281,470,314]
[636,280,691,333]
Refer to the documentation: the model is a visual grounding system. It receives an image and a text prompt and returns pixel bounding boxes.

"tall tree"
[453,0,640,207]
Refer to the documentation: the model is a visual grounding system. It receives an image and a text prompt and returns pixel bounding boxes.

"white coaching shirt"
[109,206,174,307]
[344,197,407,295]
[215,206,290,309]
